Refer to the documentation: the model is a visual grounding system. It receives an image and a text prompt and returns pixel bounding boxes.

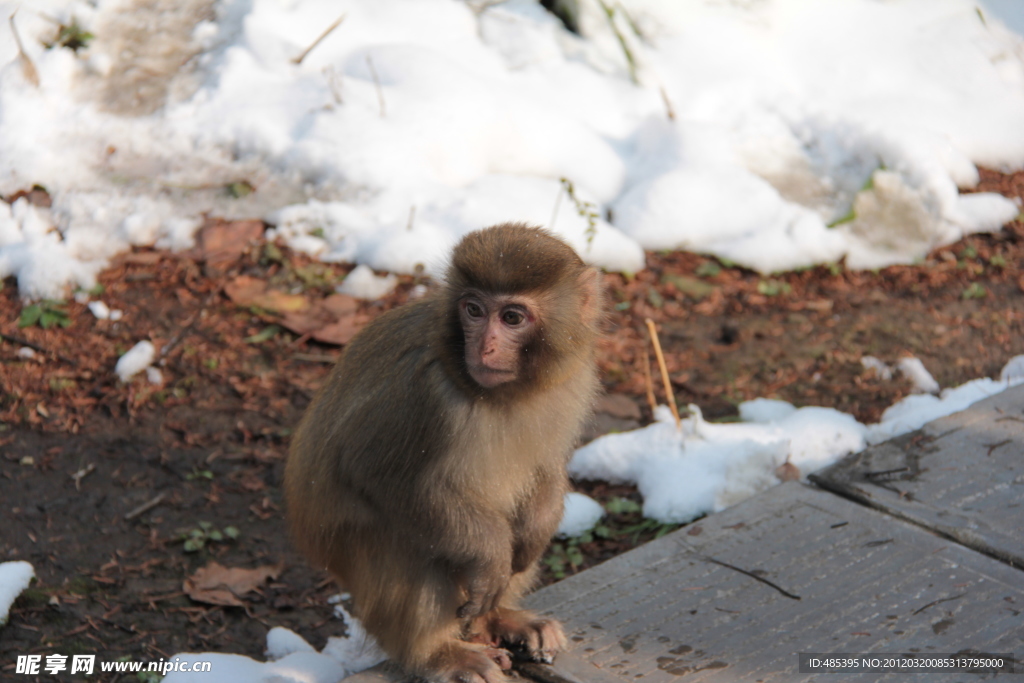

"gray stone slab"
[340,654,619,683]
[524,481,1024,682]
[811,384,1024,569]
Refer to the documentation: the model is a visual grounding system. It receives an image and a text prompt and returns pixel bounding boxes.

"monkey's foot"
[428,642,512,683]
[484,608,567,664]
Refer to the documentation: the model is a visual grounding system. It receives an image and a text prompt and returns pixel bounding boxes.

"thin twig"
[292,14,346,65]
[71,463,96,491]
[644,318,680,428]
[161,280,228,359]
[659,85,676,121]
[912,593,964,616]
[124,493,167,521]
[596,0,638,84]
[0,331,78,365]
[702,556,801,600]
[366,55,386,117]
[642,348,657,415]
[9,13,40,86]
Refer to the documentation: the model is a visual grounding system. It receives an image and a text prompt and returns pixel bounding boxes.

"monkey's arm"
[510,471,567,574]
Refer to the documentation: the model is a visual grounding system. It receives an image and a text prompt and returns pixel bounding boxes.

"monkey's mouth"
[469,365,517,388]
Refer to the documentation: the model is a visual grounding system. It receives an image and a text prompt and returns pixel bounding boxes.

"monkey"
[285,223,603,683]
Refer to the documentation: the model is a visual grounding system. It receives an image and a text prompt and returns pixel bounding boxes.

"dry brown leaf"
[280,296,365,344]
[321,293,359,317]
[775,462,801,482]
[119,251,164,265]
[256,290,311,313]
[595,394,641,420]
[183,561,282,607]
[311,316,364,345]
[224,275,265,304]
[196,219,264,267]
[278,309,323,336]
[225,276,309,313]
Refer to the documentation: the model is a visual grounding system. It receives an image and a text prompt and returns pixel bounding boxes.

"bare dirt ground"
[1,170,1022,680]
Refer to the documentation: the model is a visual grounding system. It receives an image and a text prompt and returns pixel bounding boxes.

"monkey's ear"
[576,267,604,328]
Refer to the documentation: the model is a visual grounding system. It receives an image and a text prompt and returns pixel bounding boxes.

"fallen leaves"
[225,275,366,345]
[183,561,283,608]
[192,219,265,272]
[224,275,308,313]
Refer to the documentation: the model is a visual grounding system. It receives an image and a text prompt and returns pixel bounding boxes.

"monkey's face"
[458,292,538,388]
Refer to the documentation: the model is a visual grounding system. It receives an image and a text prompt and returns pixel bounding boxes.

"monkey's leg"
[340,548,514,683]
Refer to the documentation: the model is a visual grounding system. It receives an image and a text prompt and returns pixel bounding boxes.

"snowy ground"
[1,0,1024,300]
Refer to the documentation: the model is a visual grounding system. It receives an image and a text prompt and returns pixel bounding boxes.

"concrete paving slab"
[524,482,1024,682]
[811,384,1024,569]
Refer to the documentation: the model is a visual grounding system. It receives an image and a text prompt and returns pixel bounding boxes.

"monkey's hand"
[486,608,567,664]
[457,564,510,620]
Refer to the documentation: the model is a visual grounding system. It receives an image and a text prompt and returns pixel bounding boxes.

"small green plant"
[757,279,791,297]
[614,300,631,311]
[46,18,93,51]
[962,282,986,300]
[604,497,641,515]
[49,378,76,393]
[186,467,214,481]
[962,245,977,259]
[178,521,240,552]
[544,523,613,580]
[292,263,334,289]
[19,300,71,329]
[989,254,1007,268]
[646,288,664,308]
[226,180,255,198]
[826,262,843,276]
[75,283,105,296]
[203,358,218,370]
[556,178,600,246]
[695,261,721,278]
[261,242,284,265]
[245,325,281,344]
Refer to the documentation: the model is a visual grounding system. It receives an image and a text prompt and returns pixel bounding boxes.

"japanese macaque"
[285,223,603,683]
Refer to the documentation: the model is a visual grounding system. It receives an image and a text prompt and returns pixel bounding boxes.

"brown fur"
[285,224,602,682]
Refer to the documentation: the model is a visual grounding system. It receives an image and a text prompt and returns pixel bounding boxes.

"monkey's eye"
[501,309,525,326]
[464,301,485,318]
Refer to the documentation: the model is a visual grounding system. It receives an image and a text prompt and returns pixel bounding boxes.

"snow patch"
[114,341,155,382]
[336,264,398,301]
[558,492,604,537]
[164,606,384,683]
[896,357,941,394]
[0,561,34,626]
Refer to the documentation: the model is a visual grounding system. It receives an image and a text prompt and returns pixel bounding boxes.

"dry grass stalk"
[366,55,386,118]
[9,13,40,87]
[642,347,657,414]
[645,317,680,429]
[292,13,346,65]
